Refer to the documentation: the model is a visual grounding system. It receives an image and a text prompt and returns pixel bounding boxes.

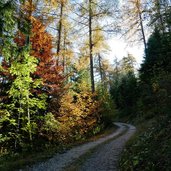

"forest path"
[24,123,136,171]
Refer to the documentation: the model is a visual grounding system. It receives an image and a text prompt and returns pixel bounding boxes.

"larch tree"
[73,0,117,93]
[93,27,109,85]
[45,0,73,70]
[121,0,148,53]
[45,0,74,77]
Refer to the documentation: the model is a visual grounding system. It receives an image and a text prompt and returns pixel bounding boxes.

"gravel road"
[79,123,136,171]
[23,122,136,171]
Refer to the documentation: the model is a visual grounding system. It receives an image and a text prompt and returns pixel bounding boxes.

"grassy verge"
[119,115,171,171]
[0,125,117,171]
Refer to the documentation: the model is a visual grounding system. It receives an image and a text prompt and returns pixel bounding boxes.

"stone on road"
[24,123,136,171]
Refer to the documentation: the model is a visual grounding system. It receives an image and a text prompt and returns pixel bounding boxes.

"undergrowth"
[119,115,171,171]
[0,124,116,171]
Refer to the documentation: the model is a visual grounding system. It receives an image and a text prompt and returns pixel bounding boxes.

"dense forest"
[0,0,171,170]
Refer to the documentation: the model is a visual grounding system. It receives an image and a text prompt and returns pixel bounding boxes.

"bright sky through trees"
[107,36,144,67]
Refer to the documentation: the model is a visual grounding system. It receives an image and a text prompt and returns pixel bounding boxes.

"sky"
[106,36,145,68]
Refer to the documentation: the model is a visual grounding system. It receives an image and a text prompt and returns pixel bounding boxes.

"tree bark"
[136,0,147,56]
[139,11,147,54]
[89,0,95,93]
[63,29,66,74]
[156,0,165,34]
[27,0,32,142]
[56,2,64,66]
[98,53,103,82]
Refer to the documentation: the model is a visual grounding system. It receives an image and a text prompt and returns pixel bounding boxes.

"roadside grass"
[0,125,117,171]
[119,115,171,171]
[0,144,64,171]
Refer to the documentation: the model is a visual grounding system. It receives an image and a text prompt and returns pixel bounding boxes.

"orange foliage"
[15,18,64,97]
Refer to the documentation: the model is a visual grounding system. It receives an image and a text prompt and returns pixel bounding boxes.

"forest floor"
[23,123,136,171]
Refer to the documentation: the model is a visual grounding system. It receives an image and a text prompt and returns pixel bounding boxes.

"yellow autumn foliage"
[57,90,101,142]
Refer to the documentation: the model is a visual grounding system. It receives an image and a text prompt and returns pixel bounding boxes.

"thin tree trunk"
[98,53,103,82]
[14,1,23,150]
[156,0,165,34]
[138,11,147,55]
[27,94,32,141]
[108,74,112,91]
[26,0,33,45]
[163,2,171,33]
[56,2,64,66]
[89,0,95,93]
[135,0,147,55]
[62,29,67,74]
[27,0,32,142]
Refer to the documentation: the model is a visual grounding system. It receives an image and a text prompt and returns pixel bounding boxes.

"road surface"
[24,122,136,171]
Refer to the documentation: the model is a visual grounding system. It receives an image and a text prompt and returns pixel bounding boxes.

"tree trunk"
[134,0,147,55]
[56,2,64,66]
[27,0,32,142]
[63,30,66,74]
[27,95,32,141]
[156,0,165,34]
[89,0,95,93]
[98,53,103,82]
[26,0,33,46]
[138,9,147,55]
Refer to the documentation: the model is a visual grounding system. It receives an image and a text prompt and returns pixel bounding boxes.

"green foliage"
[0,47,47,149]
[97,85,117,125]
[0,110,16,149]
[120,54,136,74]
[0,1,48,151]
[113,73,138,116]
[120,116,171,171]
[140,28,171,83]
[110,54,138,118]
[120,12,171,170]
[40,113,60,142]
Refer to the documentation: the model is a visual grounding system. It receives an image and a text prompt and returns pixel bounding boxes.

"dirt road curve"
[23,123,136,171]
